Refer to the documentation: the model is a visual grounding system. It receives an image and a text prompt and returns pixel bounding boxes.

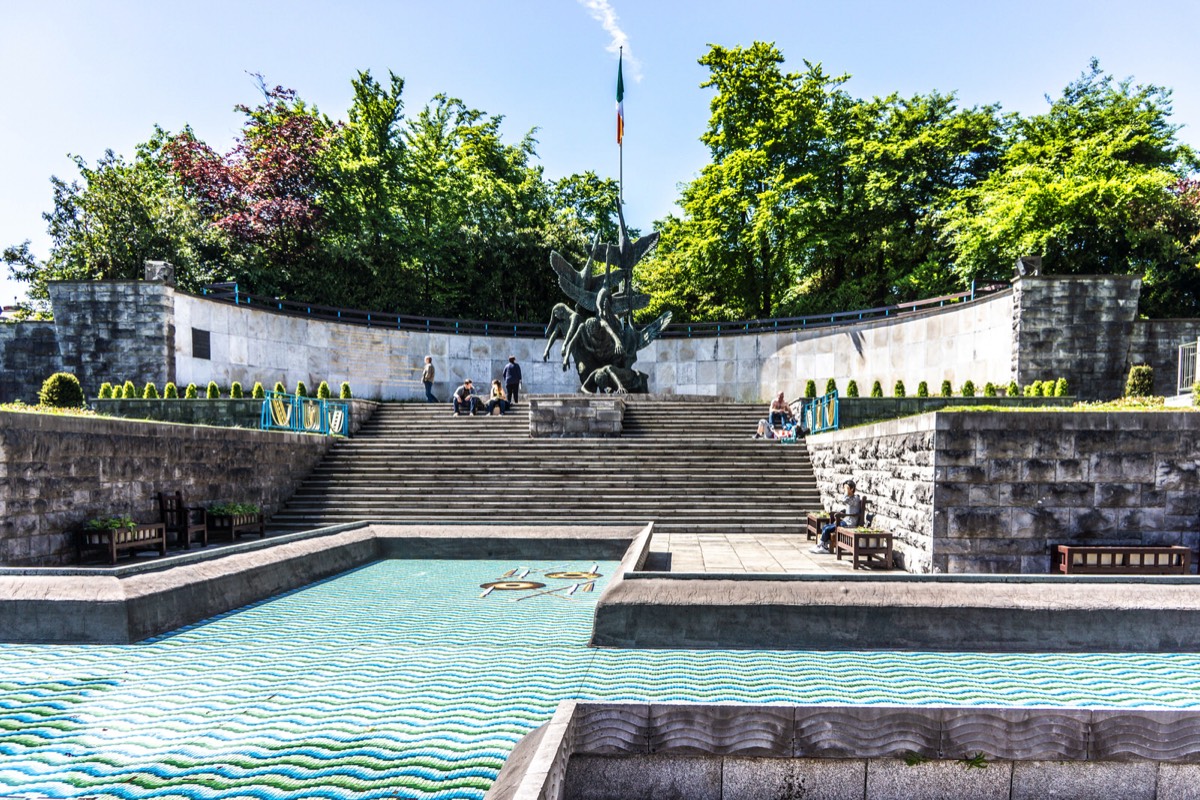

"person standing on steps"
[422,356,437,403]
[502,356,522,404]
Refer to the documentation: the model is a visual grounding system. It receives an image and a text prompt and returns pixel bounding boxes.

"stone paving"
[651,532,861,574]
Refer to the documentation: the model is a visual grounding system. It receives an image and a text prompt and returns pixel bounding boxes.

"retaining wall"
[0,274,1193,403]
[0,411,332,566]
[806,410,1200,573]
[92,398,379,434]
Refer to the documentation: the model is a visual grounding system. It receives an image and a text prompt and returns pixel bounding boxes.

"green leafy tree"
[894,380,906,398]
[961,380,976,397]
[804,379,817,398]
[824,378,837,395]
[917,380,929,397]
[846,379,859,397]
[164,382,178,398]
[940,380,953,397]
[317,380,331,399]
[1006,380,1019,396]
[1054,377,1069,396]
[947,60,1200,316]
[98,382,113,399]
[870,380,883,398]
[340,381,352,399]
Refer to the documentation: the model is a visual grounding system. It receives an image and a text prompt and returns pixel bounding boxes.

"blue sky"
[3,0,1199,306]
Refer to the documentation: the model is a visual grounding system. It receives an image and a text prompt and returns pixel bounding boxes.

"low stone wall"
[0,411,333,566]
[0,321,59,403]
[807,410,1200,573]
[838,396,1073,428]
[530,396,624,437]
[92,398,378,434]
[1130,318,1200,395]
[488,701,1200,800]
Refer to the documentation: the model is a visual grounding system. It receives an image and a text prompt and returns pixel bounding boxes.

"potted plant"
[206,502,265,540]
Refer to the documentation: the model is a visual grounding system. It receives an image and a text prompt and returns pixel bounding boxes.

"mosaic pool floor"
[4,559,1200,799]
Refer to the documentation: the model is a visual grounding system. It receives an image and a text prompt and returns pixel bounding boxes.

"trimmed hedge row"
[95,379,354,400]
[803,377,1070,400]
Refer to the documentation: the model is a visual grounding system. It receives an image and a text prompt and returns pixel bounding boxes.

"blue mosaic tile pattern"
[2,559,1200,798]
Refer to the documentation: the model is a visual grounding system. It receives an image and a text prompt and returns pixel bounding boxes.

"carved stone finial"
[144,260,176,285]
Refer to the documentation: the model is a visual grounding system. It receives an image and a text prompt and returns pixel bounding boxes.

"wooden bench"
[805,512,831,541]
[834,527,894,570]
[159,491,207,550]
[1056,545,1192,575]
[207,512,265,541]
[78,522,167,565]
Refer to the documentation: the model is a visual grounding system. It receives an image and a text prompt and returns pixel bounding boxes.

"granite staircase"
[269,400,821,535]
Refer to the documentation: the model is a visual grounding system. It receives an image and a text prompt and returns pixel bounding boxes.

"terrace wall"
[0,412,330,566]
[807,410,1200,573]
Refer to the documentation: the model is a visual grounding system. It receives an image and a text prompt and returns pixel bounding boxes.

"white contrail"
[578,0,643,80]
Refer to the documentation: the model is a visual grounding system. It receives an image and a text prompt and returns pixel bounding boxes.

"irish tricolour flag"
[616,51,624,145]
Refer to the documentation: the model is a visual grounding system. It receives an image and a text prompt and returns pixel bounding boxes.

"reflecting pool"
[3,559,1200,798]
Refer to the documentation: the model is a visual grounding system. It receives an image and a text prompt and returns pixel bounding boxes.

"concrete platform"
[651,532,860,574]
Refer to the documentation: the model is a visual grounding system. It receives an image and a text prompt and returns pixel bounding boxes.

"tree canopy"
[7,53,1200,322]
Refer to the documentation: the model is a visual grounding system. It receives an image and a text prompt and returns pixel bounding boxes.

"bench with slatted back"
[1056,545,1192,575]
[159,491,207,550]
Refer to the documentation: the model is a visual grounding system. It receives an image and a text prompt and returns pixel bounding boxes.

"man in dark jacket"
[453,379,480,416]
[502,356,522,404]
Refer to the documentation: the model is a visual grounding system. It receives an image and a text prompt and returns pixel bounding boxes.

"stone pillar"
[48,281,177,396]
[1011,275,1141,400]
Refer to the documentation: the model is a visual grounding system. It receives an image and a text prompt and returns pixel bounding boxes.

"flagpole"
[618,47,624,206]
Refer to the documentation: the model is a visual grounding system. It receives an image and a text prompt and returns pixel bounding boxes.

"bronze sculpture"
[544,204,671,393]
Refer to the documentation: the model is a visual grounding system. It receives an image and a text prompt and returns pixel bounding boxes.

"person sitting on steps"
[452,379,480,416]
[812,479,862,554]
[768,391,795,430]
[485,379,511,415]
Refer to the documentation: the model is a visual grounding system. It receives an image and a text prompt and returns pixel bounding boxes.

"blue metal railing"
[799,391,840,434]
[260,391,350,436]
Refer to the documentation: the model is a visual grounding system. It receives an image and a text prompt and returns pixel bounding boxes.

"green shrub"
[1006,380,1019,397]
[39,372,85,408]
[870,380,883,398]
[184,383,198,399]
[917,381,929,398]
[252,382,266,399]
[273,381,286,395]
[846,380,859,398]
[1041,380,1055,397]
[142,382,159,399]
[961,380,976,397]
[983,382,997,397]
[1024,381,1039,397]
[940,380,952,398]
[98,382,113,399]
[316,381,331,399]
[206,381,220,399]
[1125,365,1154,398]
[230,381,244,399]
[804,379,817,398]
[893,380,905,398]
[122,380,136,399]
[163,382,178,399]
[824,378,837,395]
[339,382,352,399]
[208,502,260,516]
[1193,382,1200,407]
[295,381,308,398]
[1054,378,1069,397]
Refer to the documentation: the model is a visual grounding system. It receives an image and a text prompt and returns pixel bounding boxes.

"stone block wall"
[808,410,1200,573]
[49,280,176,396]
[1129,318,1200,395]
[0,321,59,403]
[838,396,1073,428]
[1012,275,1141,400]
[806,414,938,572]
[530,396,624,437]
[0,411,332,566]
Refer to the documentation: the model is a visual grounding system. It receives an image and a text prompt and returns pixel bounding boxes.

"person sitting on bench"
[812,479,862,554]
